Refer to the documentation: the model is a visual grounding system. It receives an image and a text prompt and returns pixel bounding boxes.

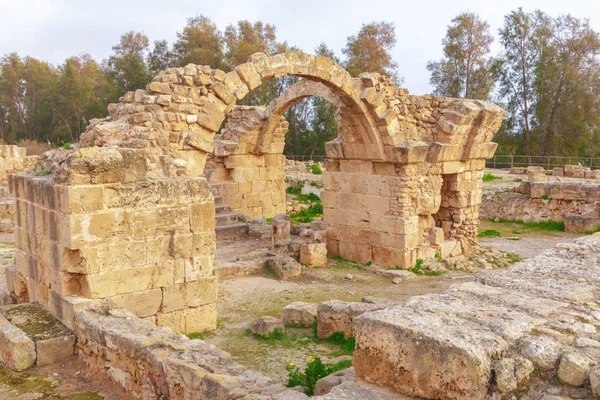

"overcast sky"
[0,0,598,95]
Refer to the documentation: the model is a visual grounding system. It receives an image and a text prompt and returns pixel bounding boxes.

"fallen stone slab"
[300,243,327,267]
[312,378,411,399]
[268,255,302,280]
[314,367,356,396]
[352,233,600,400]
[317,300,385,339]
[250,316,284,337]
[353,306,507,400]
[280,302,318,327]
[0,313,35,371]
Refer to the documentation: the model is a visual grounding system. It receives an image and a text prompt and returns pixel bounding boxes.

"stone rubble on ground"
[280,302,318,327]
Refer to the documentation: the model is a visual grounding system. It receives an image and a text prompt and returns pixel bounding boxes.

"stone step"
[213,256,274,280]
[216,205,232,215]
[216,213,238,226]
[216,223,248,240]
[213,195,224,206]
[0,303,76,371]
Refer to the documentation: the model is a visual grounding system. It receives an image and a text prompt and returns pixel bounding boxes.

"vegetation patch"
[330,255,365,271]
[482,172,500,182]
[286,356,351,396]
[406,258,442,276]
[489,218,565,232]
[308,164,323,175]
[478,229,502,238]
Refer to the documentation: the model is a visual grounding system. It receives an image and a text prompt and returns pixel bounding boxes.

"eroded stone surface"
[317,300,384,339]
[353,233,600,399]
[0,314,35,371]
[280,302,318,327]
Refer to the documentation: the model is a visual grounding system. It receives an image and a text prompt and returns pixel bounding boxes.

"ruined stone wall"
[480,180,600,224]
[205,106,287,218]
[6,51,506,331]
[6,148,217,334]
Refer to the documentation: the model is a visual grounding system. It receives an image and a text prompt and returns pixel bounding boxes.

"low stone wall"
[75,303,306,399]
[480,181,600,223]
[353,233,600,399]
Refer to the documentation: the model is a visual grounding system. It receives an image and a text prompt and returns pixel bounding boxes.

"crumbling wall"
[6,51,506,333]
[206,106,287,218]
[6,147,217,334]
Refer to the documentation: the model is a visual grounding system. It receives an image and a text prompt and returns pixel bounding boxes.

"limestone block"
[557,353,593,387]
[564,165,576,177]
[553,167,565,177]
[564,214,600,233]
[300,243,327,267]
[314,367,356,396]
[316,300,382,339]
[250,316,284,337]
[280,302,318,327]
[527,172,548,182]
[0,314,35,371]
[272,214,291,245]
[36,334,76,367]
[267,255,301,280]
[494,357,534,393]
[526,166,544,174]
[520,336,561,370]
[184,303,217,333]
[590,369,600,398]
[161,278,217,313]
[510,167,526,175]
[111,289,163,318]
[353,307,506,400]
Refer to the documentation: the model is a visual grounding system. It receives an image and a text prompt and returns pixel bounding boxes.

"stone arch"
[81,51,397,180]
[255,80,368,155]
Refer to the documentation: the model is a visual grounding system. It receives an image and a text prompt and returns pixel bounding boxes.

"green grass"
[290,203,323,223]
[325,331,356,356]
[286,356,350,395]
[188,331,216,340]
[482,173,500,182]
[286,186,302,196]
[330,255,365,271]
[478,229,502,238]
[489,218,565,232]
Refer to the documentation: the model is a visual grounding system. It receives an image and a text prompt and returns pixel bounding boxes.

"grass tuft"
[482,173,500,182]
[478,229,502,238]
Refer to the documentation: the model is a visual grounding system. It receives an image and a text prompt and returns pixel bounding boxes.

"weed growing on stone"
[482,173,500,182]
[290,203,323,223]
[308,164,323,175]
[331,255,365,271]
[325,332,356,356]
[434,252,442,260]
[286,356,350,395]
[408,259,442,276]
[478,229,502,238]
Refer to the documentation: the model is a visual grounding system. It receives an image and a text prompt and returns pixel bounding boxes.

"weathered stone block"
[280,302,318,327]
[317,300,382,339]
[300,243,327,267]
[0,314,35,371]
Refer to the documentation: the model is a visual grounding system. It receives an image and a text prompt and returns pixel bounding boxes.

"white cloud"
[0,0,598,94]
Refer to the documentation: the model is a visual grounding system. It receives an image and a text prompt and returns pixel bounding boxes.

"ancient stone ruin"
[4,51,505,336]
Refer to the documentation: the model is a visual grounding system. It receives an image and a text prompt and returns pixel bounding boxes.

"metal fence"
[486,155,600,170]
[286,154,600,170]
[285,155,328,163]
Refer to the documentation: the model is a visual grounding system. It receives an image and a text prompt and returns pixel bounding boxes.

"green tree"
[54,55,112,142]
[494,8,539,155]
[343,21,400,83]
[148,40,175,75]
[534,13,600,156]
[173,15,226,70]
[427,12,494,99]
[108,31,151,96]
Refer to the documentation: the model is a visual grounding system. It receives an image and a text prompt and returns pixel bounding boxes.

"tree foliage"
[427,12,495,99]
[343,22,400,83]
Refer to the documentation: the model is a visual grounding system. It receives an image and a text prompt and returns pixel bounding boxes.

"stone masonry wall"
[205,106,287,218]
[6,147,217,334]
